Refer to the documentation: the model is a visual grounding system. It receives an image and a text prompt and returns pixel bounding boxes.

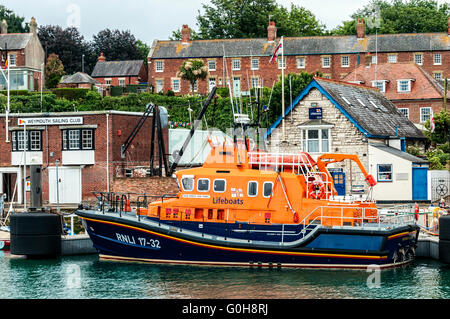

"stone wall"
[268,88,371,194]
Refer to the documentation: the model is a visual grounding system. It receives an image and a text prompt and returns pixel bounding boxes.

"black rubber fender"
[439,216,450,241]
[10,234,61,256]
[439,239,450,264]
[10,213,62,236]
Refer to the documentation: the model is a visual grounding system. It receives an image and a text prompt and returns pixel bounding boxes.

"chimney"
[267,21,277,42]
[29,17,37,35]
[1,19,7,34]
[181,25,190,44]
[356,18,365,39]
[98,52,106,62]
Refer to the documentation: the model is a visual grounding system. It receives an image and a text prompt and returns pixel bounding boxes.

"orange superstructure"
[145,136,379,228]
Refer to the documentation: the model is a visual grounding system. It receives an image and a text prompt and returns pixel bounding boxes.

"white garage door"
[48,166,82,204]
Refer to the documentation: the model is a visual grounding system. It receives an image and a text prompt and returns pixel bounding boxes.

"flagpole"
[23,120,27,211]
[281,36,285,140]
[6,43,10,143]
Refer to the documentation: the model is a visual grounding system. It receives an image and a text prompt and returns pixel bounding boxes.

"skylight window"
[340,96,351,105]
[357,98,366,107]
[369,100,379,109]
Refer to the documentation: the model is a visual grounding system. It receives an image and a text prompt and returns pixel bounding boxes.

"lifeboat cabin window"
[197,178,210,192]
[248,181,258,197]
[263,182,274,198]
[181,176,194,191]
[213,179,226,193]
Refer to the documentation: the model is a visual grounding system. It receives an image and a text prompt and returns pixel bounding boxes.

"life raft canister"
[308,181,326,200]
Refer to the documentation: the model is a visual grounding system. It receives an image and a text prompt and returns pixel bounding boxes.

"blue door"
[412,167,428,201]
[331,172,345,196]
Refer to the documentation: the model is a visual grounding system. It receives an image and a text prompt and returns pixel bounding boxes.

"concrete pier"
[416,232,439,260]
[61,234,97,256]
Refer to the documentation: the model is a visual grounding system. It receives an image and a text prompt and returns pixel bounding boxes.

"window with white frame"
[62,129,95,150]
[398,108,409,118]
[172,79,180,92]
[155,60,164,72]
[105,78,111,86]
[208,77,216,92]
[420,107,431,123]
[322,56,331,68]
[301,128,330,153]
[371,55,377,64]
[197,178,210,192]
[251,58,259,70]
[433,54,442,65]
[247,181,258,197]
[11,130,42,152]
[433,72,443,81]
[251,77,259,88]
[414,53,423,65]
[296,56,306,69]
[397,79,411,93]
[341,56,350,67]
[155,79,163,92]
[118,78,125,87]
[190,79,198,92]
[372,80,386,93]
[263,182,274,198]
[9,54,17,66]
[377,164,393,182]
[232,59,240,71]
[278,57,286,69]
[208,60,216,71]
[388,54,397,63]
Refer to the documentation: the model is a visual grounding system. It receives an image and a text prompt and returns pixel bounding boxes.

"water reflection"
[1,254,449,299]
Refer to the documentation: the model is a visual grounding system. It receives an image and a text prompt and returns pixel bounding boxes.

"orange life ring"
[309,181,326,199]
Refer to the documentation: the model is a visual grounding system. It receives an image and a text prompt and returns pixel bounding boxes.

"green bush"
[52,88,90,100]
[0,90,30,96]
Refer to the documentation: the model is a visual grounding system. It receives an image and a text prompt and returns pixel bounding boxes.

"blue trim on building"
[264,79,384,140]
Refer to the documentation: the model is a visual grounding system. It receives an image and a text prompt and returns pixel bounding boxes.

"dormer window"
[397,79,411,93]
[372,80,386,93]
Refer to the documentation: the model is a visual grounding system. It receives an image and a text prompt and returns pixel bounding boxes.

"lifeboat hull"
[77,210,419,270]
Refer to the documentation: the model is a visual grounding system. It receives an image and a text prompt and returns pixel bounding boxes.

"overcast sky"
[2,0,448,44]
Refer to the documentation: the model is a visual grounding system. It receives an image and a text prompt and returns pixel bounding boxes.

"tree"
[38,25,93,75]
[270,4,326,37]
[262,71,316,127]
[45,53,65,89]
[425,109,450,145]
[194,0,278,39]
[91,29,142,62]
[0,5,29,33]
[176,59,209,93]
[136,40,150,66]
[333,0,450,35]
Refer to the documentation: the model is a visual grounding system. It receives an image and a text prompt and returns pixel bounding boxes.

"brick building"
[147,18,450,96]
[59,72,101,89]
[91,53,148,87]
[266,77,428,202]
[0,17,45,91]
[0,111,169,206]
[343,62,449,126]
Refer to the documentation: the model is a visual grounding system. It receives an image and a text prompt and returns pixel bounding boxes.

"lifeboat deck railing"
[296,204,417,239]
[91,191,178,220]
[248,151,334,199]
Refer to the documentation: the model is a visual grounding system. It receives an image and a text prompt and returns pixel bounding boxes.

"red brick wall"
[149,50,449,95]
[112,176,179,197]
[0,112,169,203]
[393,99,445,124]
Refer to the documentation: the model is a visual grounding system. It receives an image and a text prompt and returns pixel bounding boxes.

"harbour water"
[0,252,449,299]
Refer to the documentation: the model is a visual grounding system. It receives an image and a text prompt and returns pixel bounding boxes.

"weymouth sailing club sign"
[18,117,83,126]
